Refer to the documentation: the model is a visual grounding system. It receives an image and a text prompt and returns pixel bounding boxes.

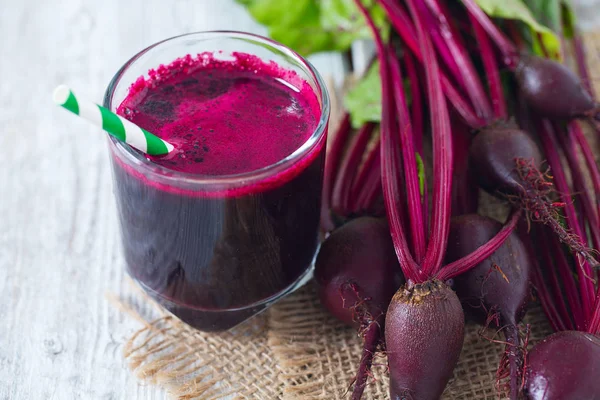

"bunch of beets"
[312,1,600,399]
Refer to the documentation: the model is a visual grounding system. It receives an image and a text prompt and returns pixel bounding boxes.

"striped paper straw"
[53,85,174,155]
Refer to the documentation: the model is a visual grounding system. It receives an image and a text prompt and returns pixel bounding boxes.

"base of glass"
[131,257,316,332]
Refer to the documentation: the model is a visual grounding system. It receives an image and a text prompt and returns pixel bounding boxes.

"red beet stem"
[549,230,586,330]
[537,119,596,319]
[573,33,594,97]
[537,226,575,330]
[451,117,478,216]
[404,52,423,151]
[406,0,453,277]
[436,208,522,281]
[351,137,381,212]
[469,12,507,120]
[378,0,486,128]
[525,225,569,332]
[571,121,600,219]
[378,0,420,55]
[559,124,600,252]
[389,50,427,263]
[416,0,464,90]
[354,0,420,281]
[351,321,381,400]
[532,271,567,332]
[322,115,352,232]
[331,122,376,215]
[422,0,493,120]
[459,0,519,68]
[404,51,429,229]
[504,324,522,400]
[437,62,487,129]
[590,293,600,335]
[353,145,382,213]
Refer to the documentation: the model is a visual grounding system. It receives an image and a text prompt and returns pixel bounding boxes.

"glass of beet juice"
[103,31,329,331]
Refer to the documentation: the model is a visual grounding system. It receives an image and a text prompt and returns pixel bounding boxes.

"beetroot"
[469,125,598,267]
[516,55,599,122]
[469,124,542,196]
[314,217,402,327]
[446,214,532,399]
[460,0,598,123]
[314,217,402,398]
[525,331,600,400]
[446,215,531,327]
[385,280,464,400]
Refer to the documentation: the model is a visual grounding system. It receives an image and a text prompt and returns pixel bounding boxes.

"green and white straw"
[53,85,174,155]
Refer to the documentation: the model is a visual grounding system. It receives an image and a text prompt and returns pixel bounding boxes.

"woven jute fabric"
[268,283,551,400]
[112,285,284,400]
[114,32,600,399]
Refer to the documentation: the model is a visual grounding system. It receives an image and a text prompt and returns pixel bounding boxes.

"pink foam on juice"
[116,52,323,196]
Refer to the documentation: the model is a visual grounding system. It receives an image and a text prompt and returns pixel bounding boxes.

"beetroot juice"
[105,32,329,331]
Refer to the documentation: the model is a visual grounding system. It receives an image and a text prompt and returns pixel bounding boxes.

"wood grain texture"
[0,1,342,399]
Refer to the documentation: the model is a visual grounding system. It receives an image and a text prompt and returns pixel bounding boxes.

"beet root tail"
[351,321,381,400]
[513,158,599,267]
[504,324,523,400]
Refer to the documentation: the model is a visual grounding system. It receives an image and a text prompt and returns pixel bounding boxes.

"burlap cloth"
[111,32,600,399]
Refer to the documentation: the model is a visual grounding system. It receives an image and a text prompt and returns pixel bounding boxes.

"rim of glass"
[104,30,330,186]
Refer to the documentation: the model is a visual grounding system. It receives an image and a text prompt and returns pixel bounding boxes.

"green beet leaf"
[344,62,382,128]
[416,153,425,197]
[344,61,412,128]
[560,1,576,38]
[475,0,562,59]
[523,0,576,38]
[236,0,387,56]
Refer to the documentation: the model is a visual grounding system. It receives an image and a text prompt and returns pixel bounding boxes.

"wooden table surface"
[1,1,598,399]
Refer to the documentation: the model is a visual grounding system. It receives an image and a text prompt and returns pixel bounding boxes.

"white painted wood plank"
[0,1,343,399]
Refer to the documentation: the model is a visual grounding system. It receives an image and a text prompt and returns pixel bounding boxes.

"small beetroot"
[469,125,597,267]
[516,55,598,122]
[385,280,464,400]
[469,124,542,196]
[446,215,531,327]
[314,217,402,327]
[446,214,532,400]
[525,331,600,400]
[314,217,402,399]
